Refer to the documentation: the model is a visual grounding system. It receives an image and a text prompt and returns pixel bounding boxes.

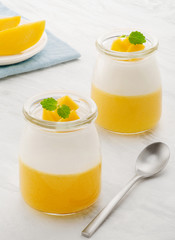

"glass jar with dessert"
[19,91,101,215]
[91,30,162,134]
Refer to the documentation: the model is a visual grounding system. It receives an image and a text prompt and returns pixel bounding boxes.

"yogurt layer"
[93,54,161,96]
[20,124,101,175]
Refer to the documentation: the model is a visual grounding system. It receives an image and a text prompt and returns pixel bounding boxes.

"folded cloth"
[0,2,80,79]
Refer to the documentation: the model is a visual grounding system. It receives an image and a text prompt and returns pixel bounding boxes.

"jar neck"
[23,91,97,132]
[96,29,159,60]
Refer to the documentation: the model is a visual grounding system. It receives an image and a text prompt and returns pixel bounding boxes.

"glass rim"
[96,29,159,59]
[23,90,98,131]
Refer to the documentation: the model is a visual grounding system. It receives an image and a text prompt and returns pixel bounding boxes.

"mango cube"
[59,110,80,122]
[58,96,79,110]
[42,109,61,122]
[127,44,145,52]
[122,37,132,50]
[111,38,126,52]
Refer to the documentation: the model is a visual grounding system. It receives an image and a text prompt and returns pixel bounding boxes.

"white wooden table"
[0,0,175,239]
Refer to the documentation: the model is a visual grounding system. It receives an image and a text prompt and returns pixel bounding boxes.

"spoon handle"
[82,174,142,238]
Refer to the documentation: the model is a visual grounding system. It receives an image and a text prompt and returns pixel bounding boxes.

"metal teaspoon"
[82,142,170,238]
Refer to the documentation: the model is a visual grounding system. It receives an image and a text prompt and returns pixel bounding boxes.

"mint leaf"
[57,104,71,119]
[128,31,146,45]
[40,97,57,111]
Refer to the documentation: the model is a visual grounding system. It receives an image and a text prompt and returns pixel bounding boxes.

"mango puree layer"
[91,85,161,133]
[20,160,101,214]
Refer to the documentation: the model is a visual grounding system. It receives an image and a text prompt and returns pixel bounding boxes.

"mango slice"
[0,16,21,31]
[0,20,45,55]
[59,110,80,122]
[111,38,125,52]
[58,96,79,110]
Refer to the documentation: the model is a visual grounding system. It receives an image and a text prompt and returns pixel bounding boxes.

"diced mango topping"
[42,96,80,122]
[58,95,79,110]
[111,37,145,52]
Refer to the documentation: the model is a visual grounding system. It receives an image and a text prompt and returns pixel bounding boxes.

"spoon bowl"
[136,142,170,178]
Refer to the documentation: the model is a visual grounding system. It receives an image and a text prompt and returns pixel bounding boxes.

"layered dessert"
[92,31,162,133]
[20,93,101,214]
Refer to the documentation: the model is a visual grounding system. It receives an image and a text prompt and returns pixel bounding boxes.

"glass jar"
[19,91,101,215]
[91,29,162,134]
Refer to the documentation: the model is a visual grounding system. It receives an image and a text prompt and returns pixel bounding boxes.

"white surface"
[93,54,161,96]
[0,31,47,65]
[20,124,101,174]
[0,0,175,240]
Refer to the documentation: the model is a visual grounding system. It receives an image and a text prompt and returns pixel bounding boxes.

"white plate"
[0,19,47,66]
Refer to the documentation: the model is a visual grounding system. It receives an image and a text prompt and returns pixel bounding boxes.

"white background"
[0,0,175,239]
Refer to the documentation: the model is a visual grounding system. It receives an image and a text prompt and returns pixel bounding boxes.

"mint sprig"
[40,97,57,111]
[57,104,71,119]
[128,31,146,45]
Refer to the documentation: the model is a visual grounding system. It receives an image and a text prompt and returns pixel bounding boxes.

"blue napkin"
[0,2,80,79]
